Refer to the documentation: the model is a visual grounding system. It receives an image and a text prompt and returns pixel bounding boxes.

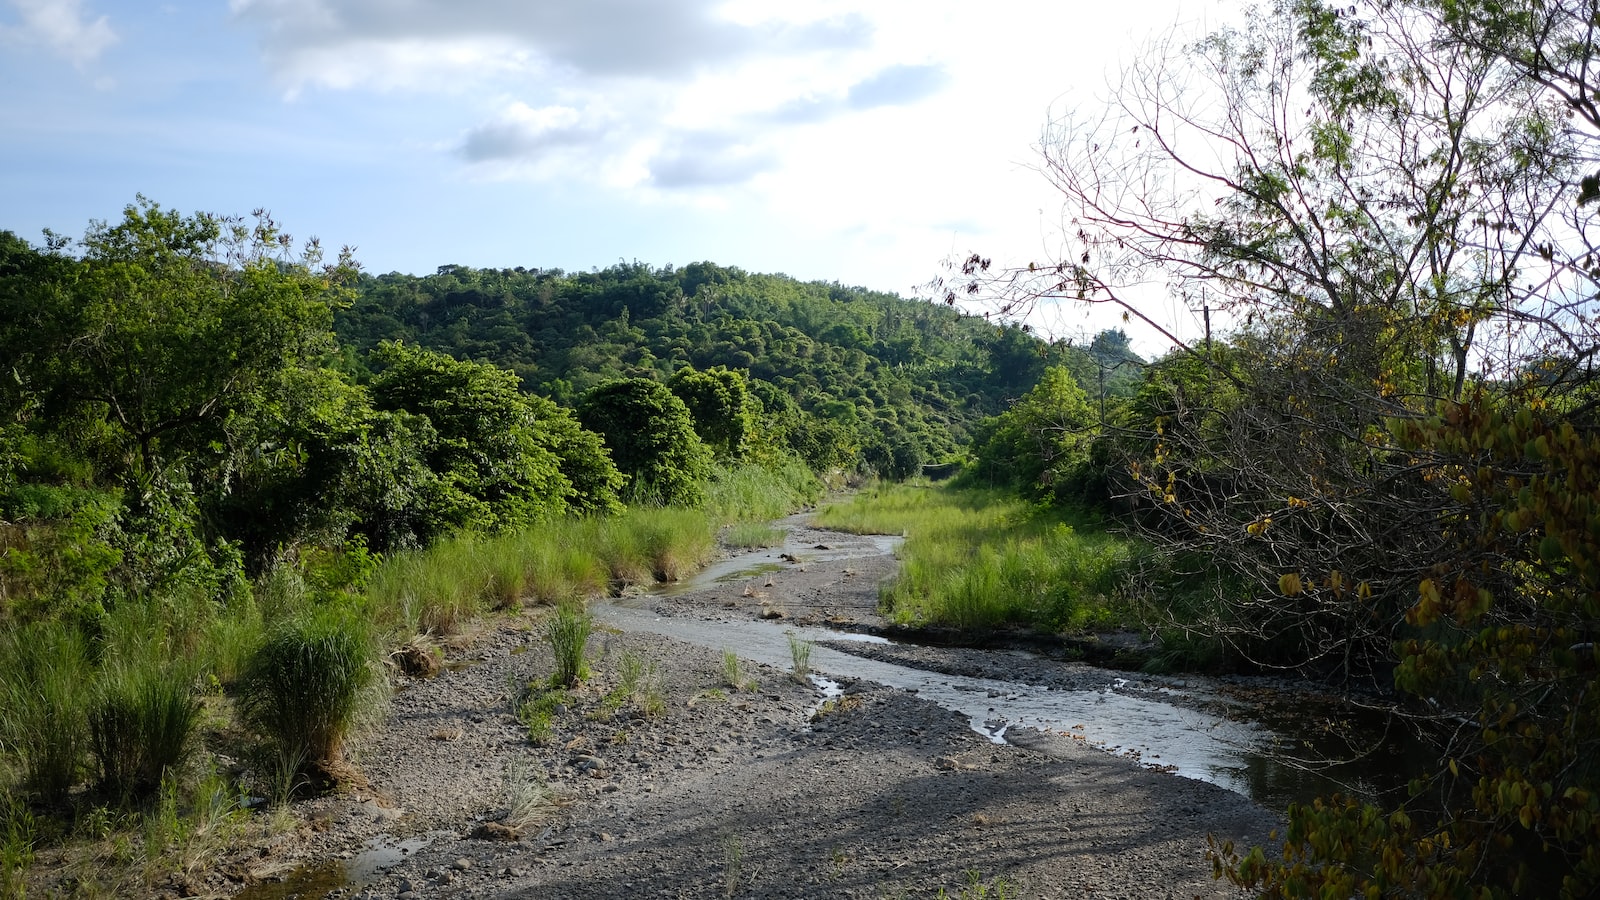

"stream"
[605,528,1411,812]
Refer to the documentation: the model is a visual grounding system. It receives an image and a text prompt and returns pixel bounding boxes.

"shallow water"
[233,832,447,900]
[654,525,903,597]
[597,598,1403,810]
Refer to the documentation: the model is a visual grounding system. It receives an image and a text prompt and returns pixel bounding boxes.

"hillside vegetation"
[0,198,1131,893]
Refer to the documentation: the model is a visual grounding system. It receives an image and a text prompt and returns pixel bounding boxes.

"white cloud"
[1,0,117,67]
[459,102,610,163]
[231,0,870,90]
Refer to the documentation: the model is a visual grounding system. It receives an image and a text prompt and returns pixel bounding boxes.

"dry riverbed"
[180,523,1279,900]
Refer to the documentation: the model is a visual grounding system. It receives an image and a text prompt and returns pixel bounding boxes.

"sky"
[0,0,1229,352]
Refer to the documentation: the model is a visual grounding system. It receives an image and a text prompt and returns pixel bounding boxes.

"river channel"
[603,525,1412,813]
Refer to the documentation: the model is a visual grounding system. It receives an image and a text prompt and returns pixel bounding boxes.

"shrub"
[240,604,378,775]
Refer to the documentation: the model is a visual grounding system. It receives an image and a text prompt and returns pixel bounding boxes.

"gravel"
[197,524,1279,900]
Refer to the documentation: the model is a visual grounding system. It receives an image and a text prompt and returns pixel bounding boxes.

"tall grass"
[88,660,201,803]
[705,460,822,523]
[628,507,718,582]
[363,506,719,634]
[723,522,785,549]
[816,483,1140,631]
[545,602,592,688]
[239,604,380,775]
[0,621,92,803]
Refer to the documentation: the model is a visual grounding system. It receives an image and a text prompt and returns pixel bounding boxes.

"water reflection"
[596,603,1410,810]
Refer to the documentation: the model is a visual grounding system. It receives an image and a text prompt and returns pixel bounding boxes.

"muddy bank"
[183,524,1281,900]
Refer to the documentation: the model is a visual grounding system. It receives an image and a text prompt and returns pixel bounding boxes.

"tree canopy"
[946,0,1600,892]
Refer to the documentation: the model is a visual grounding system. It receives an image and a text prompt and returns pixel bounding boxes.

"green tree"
[577,379,711,507]
[7,198,351,488]
[211,365,443,560]
[368,342,574,538]
[523,393,625,516]
[667,365,757,460]
[0,200,356,596]
[969,367,1096,499]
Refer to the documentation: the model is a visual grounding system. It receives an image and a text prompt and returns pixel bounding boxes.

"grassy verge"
[0,458,817,894]
[815,482,1141,632]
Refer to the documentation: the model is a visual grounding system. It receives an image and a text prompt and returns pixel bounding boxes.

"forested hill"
[335,261,1092,476]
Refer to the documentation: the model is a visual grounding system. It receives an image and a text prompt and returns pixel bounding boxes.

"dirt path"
[206,523,1279,900]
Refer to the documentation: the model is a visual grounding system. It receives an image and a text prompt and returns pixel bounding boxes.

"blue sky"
[1,0,1224,346]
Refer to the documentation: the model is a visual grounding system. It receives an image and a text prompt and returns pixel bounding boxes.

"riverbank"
[116,522,1280,899]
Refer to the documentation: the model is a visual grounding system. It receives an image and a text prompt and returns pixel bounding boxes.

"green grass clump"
[723,522,785,549]
[483,540,528,611]
[545,602,592,688]
[705,460,822,523]
[0,621,93,803]
[0,791,40,897]
[240,604,379,778]
[720,648,758,692]
[938,870,1014,899]
[787,633,814,682]
[817,483,1140,632]
[595,651,665,719]
[88,660,201,803]
[516,685,570,745]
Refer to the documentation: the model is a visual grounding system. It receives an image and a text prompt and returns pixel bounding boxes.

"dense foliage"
[577,378,712,508]
[333,260,1079,476]
[945,0,1600,893]
[0,194,1074,889]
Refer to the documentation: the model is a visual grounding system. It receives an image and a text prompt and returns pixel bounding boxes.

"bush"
[240,605,378,776]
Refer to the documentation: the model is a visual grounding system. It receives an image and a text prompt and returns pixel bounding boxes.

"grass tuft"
[88,660,201,804]
[545,602,592,688]
[239,604,379,780]
[502,755,558,829]
[787,633,814,682]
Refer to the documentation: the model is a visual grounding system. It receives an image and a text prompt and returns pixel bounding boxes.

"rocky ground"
[194,519,1281,900]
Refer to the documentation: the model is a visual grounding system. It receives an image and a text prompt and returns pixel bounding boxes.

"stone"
[472,822,522,842]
